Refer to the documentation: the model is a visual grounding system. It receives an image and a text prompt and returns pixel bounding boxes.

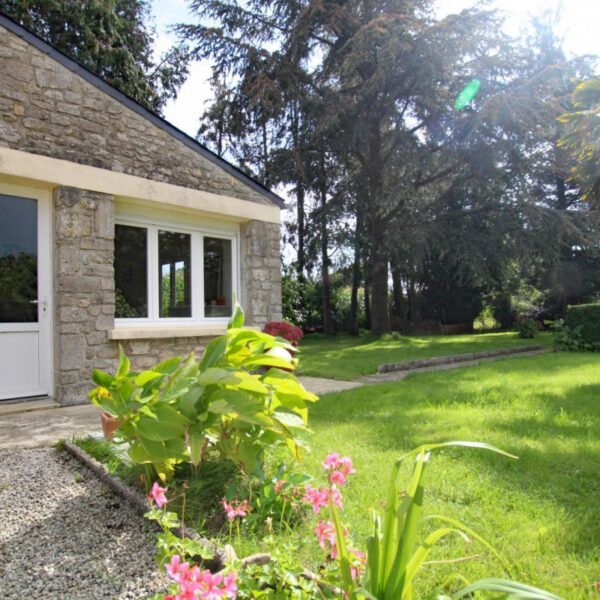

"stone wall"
[53,186,278,405]
[241,221,282,327]
[53,186,116,405]
[0,23,269,206]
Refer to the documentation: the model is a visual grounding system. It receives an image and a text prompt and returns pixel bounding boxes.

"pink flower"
[303,484,329,513]
[222,498,250,521]
[303,484,344,513]
[148,482,168,508]
[314,520,337,555]
[165,559,237,599]
[349,548,366,581]
[166,555,190,583]
[274,479,286,493]
[322,454,356,486]
[329,470,347,486]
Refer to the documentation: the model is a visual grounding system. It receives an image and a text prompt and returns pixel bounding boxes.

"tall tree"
[559,76,600,204]
[0,0,188,112]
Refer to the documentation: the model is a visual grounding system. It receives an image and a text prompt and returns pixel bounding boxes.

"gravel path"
[0,447,167,599]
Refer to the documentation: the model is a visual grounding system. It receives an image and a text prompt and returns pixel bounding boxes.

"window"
[114,221,237,324]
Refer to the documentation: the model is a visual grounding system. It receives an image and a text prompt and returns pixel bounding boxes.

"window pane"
[0,194,37,323]
[159,231,191,318]
[204,237,232,318]
[114,225,148,318]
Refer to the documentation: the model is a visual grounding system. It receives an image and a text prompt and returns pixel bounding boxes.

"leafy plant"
[241,463,311,533]
[90,303,318,481]
[306,445,561,600]
[553,319,592,352]
[516,319,538,339]
[263,321,304,345]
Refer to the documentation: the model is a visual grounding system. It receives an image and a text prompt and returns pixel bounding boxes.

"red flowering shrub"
[263,321,304,346]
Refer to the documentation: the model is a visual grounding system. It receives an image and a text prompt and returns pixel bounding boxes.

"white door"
[0,184,52,400]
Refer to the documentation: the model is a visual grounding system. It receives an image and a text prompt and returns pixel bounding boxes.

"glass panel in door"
[0,195,38,323]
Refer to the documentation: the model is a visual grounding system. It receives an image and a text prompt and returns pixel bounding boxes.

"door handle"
[30,299,48,313]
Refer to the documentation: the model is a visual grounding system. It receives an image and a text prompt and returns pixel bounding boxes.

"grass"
[75,351,599,597]
[297,331,553,380]
[296,351,599,597]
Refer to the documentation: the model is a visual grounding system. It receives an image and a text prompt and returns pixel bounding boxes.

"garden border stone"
[61,439,272,572]
[377,344,545,373]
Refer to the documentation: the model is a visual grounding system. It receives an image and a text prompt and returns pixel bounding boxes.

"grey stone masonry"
[53,186,217,404]
[0,23,269,205]
[53,187,116,405]
[241,221,282,327]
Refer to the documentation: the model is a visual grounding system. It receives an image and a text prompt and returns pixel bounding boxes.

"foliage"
[180,0,599,336]
[473,306,500,331]
[263,322,304,346]
[235,539,320,598]
[90,303,318,481]
[303,447,559,600]
[564,303,600,347]
[558,77,600,203]
[0,0,188,112]
[516,319,539,339]
[240,463,310,534]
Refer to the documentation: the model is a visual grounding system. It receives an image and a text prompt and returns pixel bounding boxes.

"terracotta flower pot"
[100,412,122,440]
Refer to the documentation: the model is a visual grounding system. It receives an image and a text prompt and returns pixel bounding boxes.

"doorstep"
[0,397,60,416]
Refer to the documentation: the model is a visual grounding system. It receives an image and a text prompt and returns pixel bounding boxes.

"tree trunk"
[347,204,363,336]
[292,107,306,282]
[364,267,372,331]
[370,214,390,335]
[391,257,404,329]
[319,151,334,335]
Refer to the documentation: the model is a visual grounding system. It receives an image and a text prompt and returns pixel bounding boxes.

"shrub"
[262,321,303,345]
[553,319,592,352]
[516,318,538,339]
[564,304,600,347]
[90,303,318,481]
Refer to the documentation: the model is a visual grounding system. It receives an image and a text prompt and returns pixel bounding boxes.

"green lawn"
[292,351,599,598]
[297,331,553,380]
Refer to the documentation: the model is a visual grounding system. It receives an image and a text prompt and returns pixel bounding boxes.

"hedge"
[565,304,600,345]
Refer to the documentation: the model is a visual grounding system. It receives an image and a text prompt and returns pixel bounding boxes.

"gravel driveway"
[0,447,167,599]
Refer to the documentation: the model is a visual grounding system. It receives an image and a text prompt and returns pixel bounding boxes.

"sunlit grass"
[297,331,553,380]
[294,351,599,597]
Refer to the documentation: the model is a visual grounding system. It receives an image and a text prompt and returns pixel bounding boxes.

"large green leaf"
[134,370,163,387]
[187,424,206,466]
[116,345,131,378]
[196,367,241,386]
[199,336,227,370]
[137,403,189,441]
[451,579,562,599]
[228,301,245,329]
[207,389,274,426]
[92,369,114,388]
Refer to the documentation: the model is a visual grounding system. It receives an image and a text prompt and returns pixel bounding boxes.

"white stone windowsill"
[108,325,227,340]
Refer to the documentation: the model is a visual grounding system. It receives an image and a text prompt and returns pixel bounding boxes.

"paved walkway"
[0,350,545,449]
[0,376,362,449]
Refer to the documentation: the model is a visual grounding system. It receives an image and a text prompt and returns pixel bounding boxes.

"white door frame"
[0,182,53,399]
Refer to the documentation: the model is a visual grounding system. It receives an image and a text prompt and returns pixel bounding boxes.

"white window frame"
[114,215,239,328]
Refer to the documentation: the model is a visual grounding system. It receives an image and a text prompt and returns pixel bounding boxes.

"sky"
[152,0,600,138]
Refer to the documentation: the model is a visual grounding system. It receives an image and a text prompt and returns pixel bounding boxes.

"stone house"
[0,14,283,405]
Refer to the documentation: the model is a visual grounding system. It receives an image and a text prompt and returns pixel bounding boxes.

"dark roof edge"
[0,12,285,208]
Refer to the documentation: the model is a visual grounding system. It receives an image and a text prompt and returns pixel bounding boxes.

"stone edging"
[61,440,230,570]
[377,344,546,374]
[61,440,271,572]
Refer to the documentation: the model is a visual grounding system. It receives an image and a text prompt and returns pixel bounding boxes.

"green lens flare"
[455,78,481,111]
